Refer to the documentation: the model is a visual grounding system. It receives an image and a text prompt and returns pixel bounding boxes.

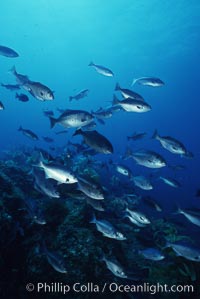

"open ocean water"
[0,1,200,298]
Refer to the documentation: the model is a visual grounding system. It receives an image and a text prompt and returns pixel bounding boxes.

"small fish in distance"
[92,107,113,119]
[55,130,68,135]
[18,126,39,140]
[0,45,19,57]
[131,77,164,87]
[39,241,67,273]
[88,61,114,77]
[115,164,133,178]
[43,109,54,117]
[138,248,165,261]
[15,93,29,102]
[127,132,147,141]
[159,176,181,188]
[176,207,200,227]
[69,89,89,101]
[1,83,20,91]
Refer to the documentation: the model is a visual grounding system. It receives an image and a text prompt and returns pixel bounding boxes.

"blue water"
[1,1,200,297]
[1,1,199,207]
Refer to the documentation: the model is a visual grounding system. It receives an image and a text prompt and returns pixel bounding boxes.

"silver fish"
[131,150,166,168]
[113,95,151,113]
[90,214,126,240]
[131,77,164,87]
[166,243,200,262]
[49,109,94,129]
[78,177,104,200]
[115,83,144,100]
[88,61,114,77]
[102,257,128,278]
[138,248,165,261]
[133,175,153,190]
[152,130,187,155]
[160,176,181,188]
[36,160,77,184]
[32,167,60,198]
[125,208,151,227]
[23,81,54,101]
[177,208,200,227]
[69,89,89,101]
[115,164,132,178]
[86,197,105,212]
[40,242,67,273]
[9,66,30,85]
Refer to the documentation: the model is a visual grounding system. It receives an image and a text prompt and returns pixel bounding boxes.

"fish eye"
[40,91,44,96]
[136,105,143,110]
[66,178,69,182]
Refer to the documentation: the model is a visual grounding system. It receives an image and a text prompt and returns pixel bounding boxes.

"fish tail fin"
[115,83,120,91]
[15,93,19,99]
[18,126,22,131]
[123,147,133,160]
[172,203,182,216]
[49,116,57,129]
[127,136,131,141]
[72,128,82,137]
[32,160,44,169]
[89,213,96,224]
[88,61,94,66]
[8,65,16,75]
[69,96,73,101]
[152,129,159,139]
[131,78,138,86]
[100,254,106,263]
[176,205,182,214]
[112,94,119,106]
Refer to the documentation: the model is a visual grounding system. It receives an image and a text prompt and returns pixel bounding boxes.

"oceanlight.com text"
[26,282,194,295]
